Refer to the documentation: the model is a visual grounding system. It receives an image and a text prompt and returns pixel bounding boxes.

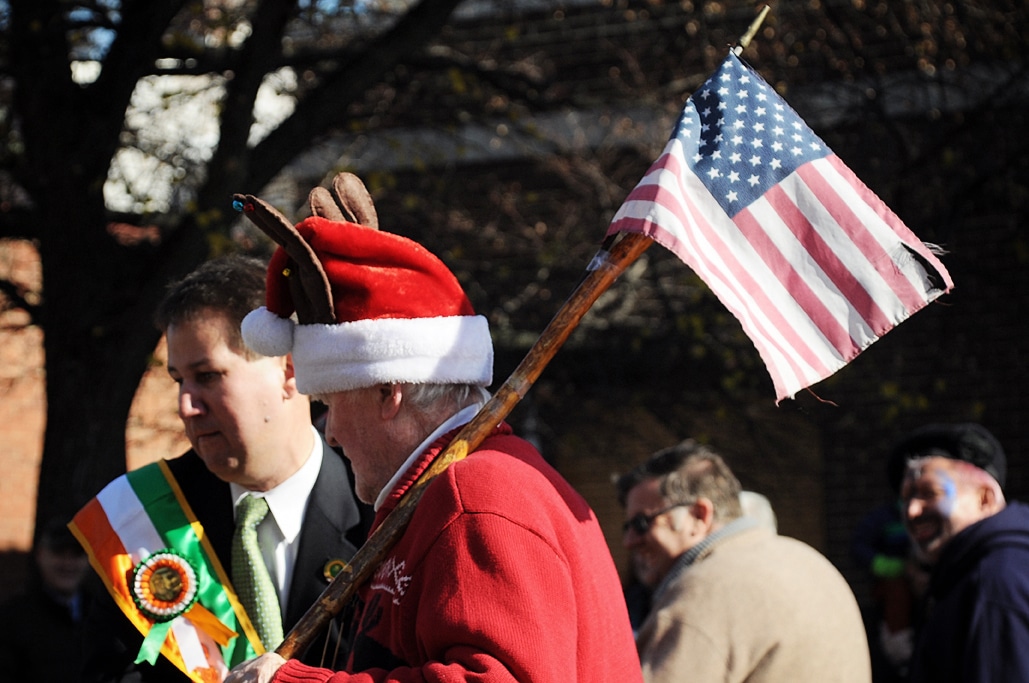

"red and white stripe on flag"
[608,53,953,401]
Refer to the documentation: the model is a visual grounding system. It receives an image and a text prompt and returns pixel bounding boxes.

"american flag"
[608,53,953,401]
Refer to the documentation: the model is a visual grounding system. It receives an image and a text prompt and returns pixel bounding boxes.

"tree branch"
[244,0,466,193]
[0,277,41,323]
[0,205,40,240]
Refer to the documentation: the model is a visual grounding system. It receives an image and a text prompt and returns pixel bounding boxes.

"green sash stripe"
[126,464,257,666]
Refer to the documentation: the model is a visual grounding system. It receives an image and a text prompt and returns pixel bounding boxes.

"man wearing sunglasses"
[616,440,870,683]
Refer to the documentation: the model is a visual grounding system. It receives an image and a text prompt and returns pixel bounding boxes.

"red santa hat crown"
[236,175,492,395]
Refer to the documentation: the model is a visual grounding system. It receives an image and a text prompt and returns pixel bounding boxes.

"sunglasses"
[622,504,686,535]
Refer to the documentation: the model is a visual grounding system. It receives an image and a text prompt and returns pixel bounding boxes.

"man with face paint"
[893,422,1029,683]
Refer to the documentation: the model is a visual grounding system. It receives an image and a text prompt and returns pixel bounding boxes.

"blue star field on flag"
[675,56,830,217]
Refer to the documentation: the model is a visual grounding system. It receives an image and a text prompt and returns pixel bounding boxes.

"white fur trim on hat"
[291,315,493,395]
[241,306,296,357]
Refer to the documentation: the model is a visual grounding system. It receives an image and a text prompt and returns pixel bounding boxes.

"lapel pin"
[322,558,350,582]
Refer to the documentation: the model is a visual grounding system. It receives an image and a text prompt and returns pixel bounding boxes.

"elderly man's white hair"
[739,490,777,532]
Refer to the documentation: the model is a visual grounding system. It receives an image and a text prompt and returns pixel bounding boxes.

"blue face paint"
[936,471,958,518]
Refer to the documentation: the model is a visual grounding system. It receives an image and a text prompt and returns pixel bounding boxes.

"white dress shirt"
[230,425,323,614]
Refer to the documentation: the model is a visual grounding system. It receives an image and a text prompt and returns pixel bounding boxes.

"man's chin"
[631,562,661,589]
[196,450,243,481]
[355,478,382,506]
[912,539,943,566]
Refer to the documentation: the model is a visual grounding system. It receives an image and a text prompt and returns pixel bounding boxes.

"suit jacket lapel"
[285,436,365,629]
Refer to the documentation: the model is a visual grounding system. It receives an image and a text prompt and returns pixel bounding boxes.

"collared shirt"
[373,401,486,512]
[229,425,323,613]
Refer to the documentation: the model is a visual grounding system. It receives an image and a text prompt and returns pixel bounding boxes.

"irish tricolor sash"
[70,460,264,682]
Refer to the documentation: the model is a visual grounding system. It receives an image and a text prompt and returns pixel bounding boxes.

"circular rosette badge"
[132,550,200,623]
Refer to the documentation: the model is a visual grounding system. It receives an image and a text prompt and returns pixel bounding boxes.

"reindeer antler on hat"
[233,172,493,396]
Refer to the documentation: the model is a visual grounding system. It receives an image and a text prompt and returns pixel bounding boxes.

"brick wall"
[0,239,189,597]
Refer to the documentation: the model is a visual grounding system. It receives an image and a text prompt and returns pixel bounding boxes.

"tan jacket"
[637,525,871,683]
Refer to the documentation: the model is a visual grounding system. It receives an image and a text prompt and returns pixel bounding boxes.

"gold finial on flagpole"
[733,5,771,55]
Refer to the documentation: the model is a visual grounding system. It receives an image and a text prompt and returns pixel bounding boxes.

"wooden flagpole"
[275,5,771,661]
[734,5,770,56]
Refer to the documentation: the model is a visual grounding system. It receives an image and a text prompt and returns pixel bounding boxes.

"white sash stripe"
[95,475,164,563]
[93,473,230,679]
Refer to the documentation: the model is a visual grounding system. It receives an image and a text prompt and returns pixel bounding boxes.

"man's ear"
[282,354,300,398]
[688,498,716,535]
[379,383,403,420]
[979,480,1005,515]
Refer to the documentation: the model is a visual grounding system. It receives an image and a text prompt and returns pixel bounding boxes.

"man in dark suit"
[81,255,371,682]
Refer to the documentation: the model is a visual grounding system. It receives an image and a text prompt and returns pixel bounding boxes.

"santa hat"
[236,176,492,395]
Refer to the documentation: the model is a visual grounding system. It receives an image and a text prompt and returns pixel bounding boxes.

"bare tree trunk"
[31,191,209,537]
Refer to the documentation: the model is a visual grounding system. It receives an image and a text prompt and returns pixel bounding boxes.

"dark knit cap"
[888,422,1006,492]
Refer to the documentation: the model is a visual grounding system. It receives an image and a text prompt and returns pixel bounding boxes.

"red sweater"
[274,423,641,683]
